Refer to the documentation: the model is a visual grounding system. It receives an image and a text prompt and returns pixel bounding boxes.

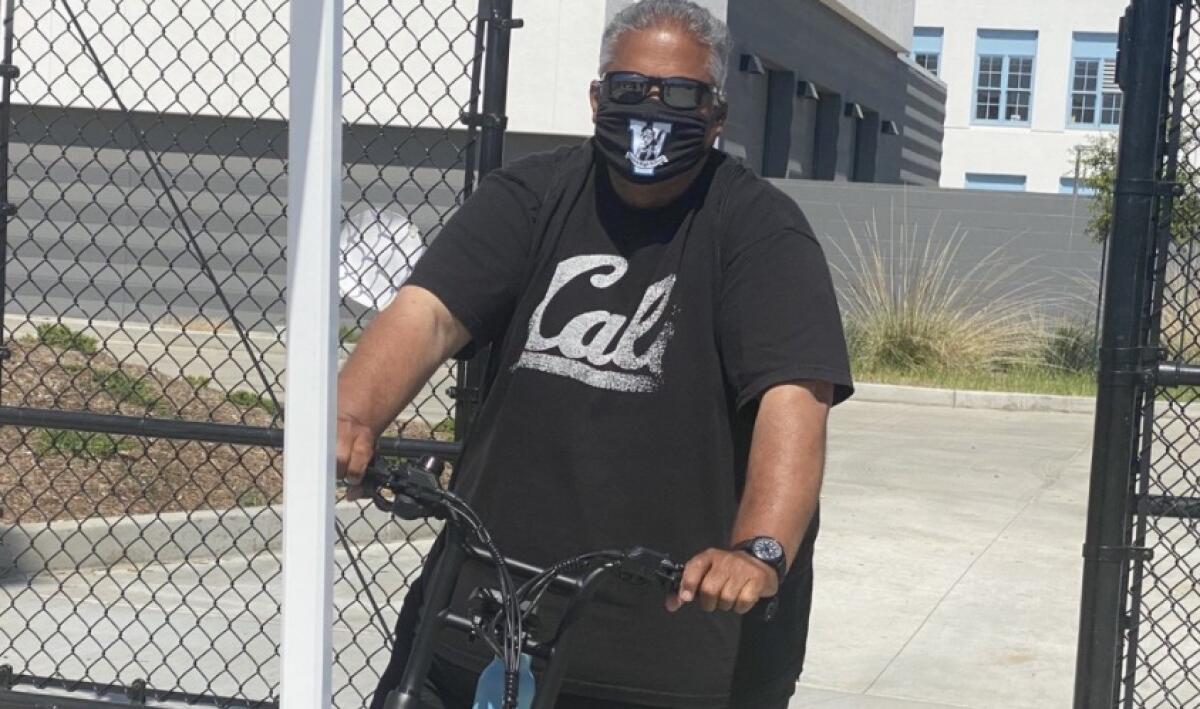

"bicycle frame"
[386,526,647,709]
[368,457,681,709]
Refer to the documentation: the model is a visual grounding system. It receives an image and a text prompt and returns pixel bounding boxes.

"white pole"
[282,0,341,706]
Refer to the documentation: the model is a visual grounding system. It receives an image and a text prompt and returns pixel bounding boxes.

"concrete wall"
[606,0,729,22]
[3,103,1097,339]
[825,0,916,51]
[723,0,920,184]
[914,0,1127,192]
[18,0,935,185]
[902,63,947,185]
[774,178,1103,320]
[508,0,608,136]
[13,0,605,137]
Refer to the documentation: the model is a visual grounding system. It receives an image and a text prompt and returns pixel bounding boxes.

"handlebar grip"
[358,458,392,491]
[620,547,685,591]
[660,561,684,592]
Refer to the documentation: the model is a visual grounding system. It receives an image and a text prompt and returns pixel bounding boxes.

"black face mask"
[593,99,713,183]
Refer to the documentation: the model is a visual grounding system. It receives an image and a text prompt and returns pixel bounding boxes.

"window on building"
[1070,33,1121,128]
[974,30,1038,124]
[914,27,943,77]
[1060,177,1099,196]
[965,173,1027,191]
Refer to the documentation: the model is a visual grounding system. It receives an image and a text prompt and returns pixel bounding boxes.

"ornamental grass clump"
[1040,320,1098,373]
[831,214,1044,375]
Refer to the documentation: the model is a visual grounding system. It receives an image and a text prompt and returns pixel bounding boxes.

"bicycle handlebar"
[358,457,684,592]
[361,456,686,709]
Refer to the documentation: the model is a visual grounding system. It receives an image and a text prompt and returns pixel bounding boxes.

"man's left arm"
[667,379,832,614]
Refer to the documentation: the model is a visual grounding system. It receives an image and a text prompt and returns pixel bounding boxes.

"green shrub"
[93,369,162,410]
[229,390,279,415]
[433,417,455,437]
[237,489,269,508]
[184,374,212,389]
[1074,132,1200,244]
[339,325,363,344]
[32,429,135,458]
[1041,321,1098,373]
[35,324,98,354]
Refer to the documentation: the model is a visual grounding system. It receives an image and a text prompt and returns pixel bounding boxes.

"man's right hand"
[334,285,472,501]
[337,412,377,500]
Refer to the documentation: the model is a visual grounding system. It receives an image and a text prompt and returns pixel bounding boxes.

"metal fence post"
[283,0,342,706]
[454,0,520,440]
[0,0,15,395]
[1073,1,1175,706]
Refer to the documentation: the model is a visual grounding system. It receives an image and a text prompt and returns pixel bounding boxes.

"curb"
[853,382,1096,415]
[0,501,437,578]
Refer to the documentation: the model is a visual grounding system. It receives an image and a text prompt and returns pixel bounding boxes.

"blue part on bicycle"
[473,654,535,709]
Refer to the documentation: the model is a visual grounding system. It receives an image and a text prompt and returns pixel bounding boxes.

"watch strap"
[731,537,785,622]
[732,537,787,584]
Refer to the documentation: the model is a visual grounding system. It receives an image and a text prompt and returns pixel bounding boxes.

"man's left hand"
[666,548,779,614]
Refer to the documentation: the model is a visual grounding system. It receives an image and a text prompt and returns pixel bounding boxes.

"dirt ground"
[0,338,451,523]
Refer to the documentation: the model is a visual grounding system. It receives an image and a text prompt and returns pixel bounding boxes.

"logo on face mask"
[625,120,672,176]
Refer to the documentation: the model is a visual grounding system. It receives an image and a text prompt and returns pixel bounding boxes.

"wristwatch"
[733,536,787,583]
[732,536,787,621]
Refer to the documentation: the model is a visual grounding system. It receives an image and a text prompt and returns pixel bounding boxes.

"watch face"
[752,537,784,562]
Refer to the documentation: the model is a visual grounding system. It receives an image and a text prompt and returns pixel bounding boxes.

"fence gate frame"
[1076,0,1200,706]
[0,0,518,705]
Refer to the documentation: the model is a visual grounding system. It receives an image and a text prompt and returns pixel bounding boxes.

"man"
[337,1,853,706]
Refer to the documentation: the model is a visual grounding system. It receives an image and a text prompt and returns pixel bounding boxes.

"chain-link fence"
[0,1,501,705]
[1122,2,1200,704]
[1076,1,1200,706]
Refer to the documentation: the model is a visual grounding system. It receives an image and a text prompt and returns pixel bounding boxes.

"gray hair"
[599,0,733,91]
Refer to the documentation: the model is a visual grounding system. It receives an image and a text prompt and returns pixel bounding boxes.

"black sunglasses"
[600,71,722,110]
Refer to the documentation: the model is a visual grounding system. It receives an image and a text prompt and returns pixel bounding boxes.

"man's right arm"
[335,284,472,487]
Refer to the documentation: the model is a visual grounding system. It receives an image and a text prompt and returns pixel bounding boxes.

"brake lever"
[359,456,449,520]
[618,547,684,592]
[356,458,395,513]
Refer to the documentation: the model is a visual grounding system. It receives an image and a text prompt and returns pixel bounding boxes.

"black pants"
[368,539,797,709]
[382,654,790,709]
[366,577,793,709]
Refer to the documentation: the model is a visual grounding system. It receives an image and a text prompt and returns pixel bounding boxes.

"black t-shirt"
[405,142,853,707]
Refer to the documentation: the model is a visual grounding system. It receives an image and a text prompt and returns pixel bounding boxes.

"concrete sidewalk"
[0,400,1099,708]
[790,401,1094,708]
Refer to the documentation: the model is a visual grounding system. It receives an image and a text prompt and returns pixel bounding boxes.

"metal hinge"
[1082,543,1154,563]
[0,202,16,218]
[479,0,524,31]
[126,678,148,704]
[0,346,11,362]
[491,16,524,31]
[1099,345,1165,386]
[0,664,13,690]
[1114,178,1184,198]
[459,110,506,130]
[0,64,18,80]
[447,386,479,403]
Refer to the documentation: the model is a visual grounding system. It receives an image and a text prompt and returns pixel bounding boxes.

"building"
[3,0,947,331]
[508,0,946,185]
[15,0,944,186]
[913,0,1127,193]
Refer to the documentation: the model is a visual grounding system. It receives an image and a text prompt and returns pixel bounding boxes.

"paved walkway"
[1,400,1100,707]
[790,401,1094,708]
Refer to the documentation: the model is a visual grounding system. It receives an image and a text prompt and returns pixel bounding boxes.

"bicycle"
[358,456,685,709]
